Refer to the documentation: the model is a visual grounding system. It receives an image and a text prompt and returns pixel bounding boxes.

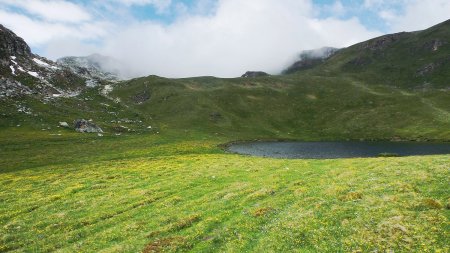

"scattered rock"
[416,62,437,76]
[0,78,32,98]
[59,121,69,128]
[241,71,269,78]
[73,119,103,133]
[132,90,151,104]
[361,32,407,51]
[422,39,446,51]
[112,125,130,133]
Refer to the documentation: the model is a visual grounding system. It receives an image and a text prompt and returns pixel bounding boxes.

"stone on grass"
[74,119,103,133]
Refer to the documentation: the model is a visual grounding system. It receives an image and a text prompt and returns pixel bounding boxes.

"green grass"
[0,130,449,252]
[109,74,450,141]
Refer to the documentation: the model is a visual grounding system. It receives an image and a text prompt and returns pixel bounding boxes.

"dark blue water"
[227,141,450,159]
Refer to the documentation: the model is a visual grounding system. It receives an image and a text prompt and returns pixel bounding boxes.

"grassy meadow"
[0,129,449,252]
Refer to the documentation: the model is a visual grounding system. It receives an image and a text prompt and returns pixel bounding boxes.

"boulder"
[241,71,269,78]
[74,119,103,133]
[59,121,69,128]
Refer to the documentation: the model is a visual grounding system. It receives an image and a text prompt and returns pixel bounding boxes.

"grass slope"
[111,74,450,141]
[292,19,450,89]
[0,131,449,252]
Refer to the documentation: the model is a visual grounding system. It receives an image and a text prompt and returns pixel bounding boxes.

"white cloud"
[98,0,379,78]
[0,0,91,23]
[379,0,450,32]
[1,0,382,78]
[0,10,112,46]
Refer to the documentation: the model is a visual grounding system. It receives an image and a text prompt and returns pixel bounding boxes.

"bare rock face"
[132,90,151,104]
[74,119,103,133]
[422,39,447,51]
[416,63,437,76]
[0,24,31,62]
[0,77,32,98]
[361,32,407,51]
[241,71,269,78]
[56,54,121,81]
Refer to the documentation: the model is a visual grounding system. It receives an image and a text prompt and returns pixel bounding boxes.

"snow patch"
[10,56,16,60]
[11,59,17,65]
[27,71,39,78]
[17,66,25,72]
[33,58,50,66]
[10,66,15,75]
[33,58,58,70]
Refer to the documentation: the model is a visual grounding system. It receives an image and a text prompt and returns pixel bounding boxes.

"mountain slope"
[110,74,449,141]
[0,24,145,132]
[286,19,450,89]
[0,21,449,141]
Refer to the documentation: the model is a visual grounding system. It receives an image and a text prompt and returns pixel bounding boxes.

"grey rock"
[74,119,103,133]
[361,32,407,51]
[0,78,32,98]
[0,24,32,62]
[241,71,269,78]
[59,122,69,128]
[416,63,437,76]
[132,90,151,104]
[422,39,446,51]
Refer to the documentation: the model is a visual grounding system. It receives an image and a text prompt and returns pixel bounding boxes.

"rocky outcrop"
[0,77,32,98]
[241,71,269,78]
[57,54,122,81]
[422,39,446,51]
[74,119,103,133]
[132,90,151,104]
[0,24,31,62]
[360,32,407,51]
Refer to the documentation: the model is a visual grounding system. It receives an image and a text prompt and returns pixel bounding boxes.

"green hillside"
[289,20,450,89]
[1,20,450,141]
[110,73,450,141]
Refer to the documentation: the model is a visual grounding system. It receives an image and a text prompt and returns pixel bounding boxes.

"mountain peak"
[57,54,124,81]
[0,24,31,61]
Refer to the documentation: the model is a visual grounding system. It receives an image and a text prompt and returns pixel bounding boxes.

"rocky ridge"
[57,54,123,83]
[0,24,115,100]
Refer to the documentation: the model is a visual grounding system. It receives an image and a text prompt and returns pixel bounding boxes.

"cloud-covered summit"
[1,0,449,78]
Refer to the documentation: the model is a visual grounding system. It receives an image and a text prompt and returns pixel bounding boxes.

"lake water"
[227,141,450,159]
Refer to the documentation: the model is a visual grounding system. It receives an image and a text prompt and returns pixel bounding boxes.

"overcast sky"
[1,0,449,78]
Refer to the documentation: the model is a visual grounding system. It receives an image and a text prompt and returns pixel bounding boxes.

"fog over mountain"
[1,0,450,78]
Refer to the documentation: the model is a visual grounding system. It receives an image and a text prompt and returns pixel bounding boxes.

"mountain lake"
[226,141,450,159]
